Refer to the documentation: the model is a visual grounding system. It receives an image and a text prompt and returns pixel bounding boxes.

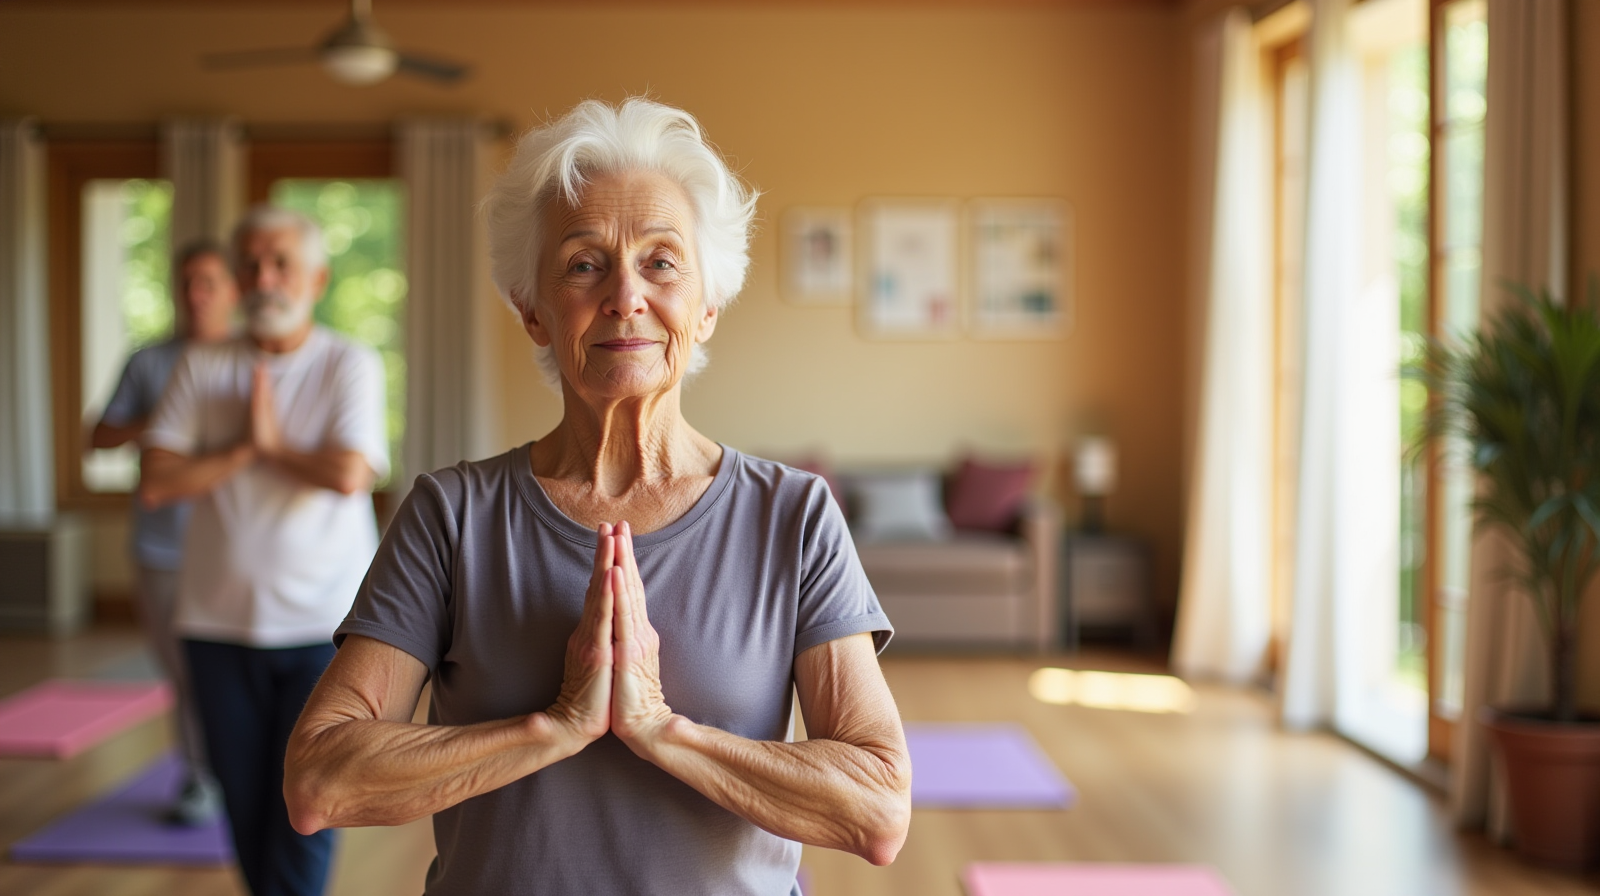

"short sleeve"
[141,349,202,455]
[99,352,149,427]
[793,477,894,656]
[327,345,390,480]
[335,472,458,668]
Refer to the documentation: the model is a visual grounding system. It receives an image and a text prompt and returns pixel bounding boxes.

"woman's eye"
[571,261,596,273]
[649,258,674,270]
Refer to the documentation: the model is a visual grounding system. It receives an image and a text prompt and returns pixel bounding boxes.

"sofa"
[797,457,1061,652]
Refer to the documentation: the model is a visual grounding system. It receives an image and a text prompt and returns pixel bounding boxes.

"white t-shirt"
[144,328,390,647]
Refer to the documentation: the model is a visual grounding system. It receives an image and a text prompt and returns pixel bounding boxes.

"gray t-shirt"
[336,444,892,896]
[100,338,189,570]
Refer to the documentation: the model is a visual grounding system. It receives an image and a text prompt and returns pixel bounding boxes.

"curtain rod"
[37,119,513,143]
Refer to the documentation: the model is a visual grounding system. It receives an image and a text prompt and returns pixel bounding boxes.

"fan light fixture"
[323,44,398,85]
[200,0,469,87]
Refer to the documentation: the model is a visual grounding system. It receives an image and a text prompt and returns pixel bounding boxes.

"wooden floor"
[2,625,1598,896]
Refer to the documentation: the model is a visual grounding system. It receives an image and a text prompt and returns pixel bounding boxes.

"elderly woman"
[284,98,911,895]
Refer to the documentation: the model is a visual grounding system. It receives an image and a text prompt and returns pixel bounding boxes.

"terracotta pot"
[1482,707,1600,869]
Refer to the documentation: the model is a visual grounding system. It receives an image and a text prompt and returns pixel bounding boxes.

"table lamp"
[1074,436,1117,533]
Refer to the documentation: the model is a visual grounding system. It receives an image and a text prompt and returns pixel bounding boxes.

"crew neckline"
[511,441,739,550]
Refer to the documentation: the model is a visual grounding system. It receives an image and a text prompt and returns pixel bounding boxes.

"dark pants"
[184,639,338,896]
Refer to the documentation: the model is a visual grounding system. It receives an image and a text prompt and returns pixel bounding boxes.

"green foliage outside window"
[119,179,174,349]
[1391,45,1430,691]
[271,179,408,483]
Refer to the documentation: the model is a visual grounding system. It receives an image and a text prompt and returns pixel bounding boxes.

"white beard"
[244,290,313,340]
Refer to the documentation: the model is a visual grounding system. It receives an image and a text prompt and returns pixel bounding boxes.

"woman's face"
[524,169,716,401]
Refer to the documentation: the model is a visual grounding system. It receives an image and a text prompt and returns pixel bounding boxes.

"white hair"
[482,97,759,390]
[232,204,328,272]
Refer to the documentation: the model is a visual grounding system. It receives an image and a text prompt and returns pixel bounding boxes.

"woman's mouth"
[597,338,657,352]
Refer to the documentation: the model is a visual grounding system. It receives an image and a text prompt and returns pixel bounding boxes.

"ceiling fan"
[201,0,470,87]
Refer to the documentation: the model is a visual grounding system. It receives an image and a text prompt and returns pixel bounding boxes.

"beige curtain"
[161,119,243,250]
[0,119,51,522]
[1449,0,1570,842]
[1172,7,1275,684]
[397,119,497,483]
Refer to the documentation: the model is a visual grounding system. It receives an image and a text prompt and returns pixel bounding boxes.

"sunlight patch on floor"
[1028,667,1197,714]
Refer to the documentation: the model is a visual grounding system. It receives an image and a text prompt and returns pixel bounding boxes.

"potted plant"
[1412,279,1600,868]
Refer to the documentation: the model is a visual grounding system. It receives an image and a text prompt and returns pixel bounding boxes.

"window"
[248,141,407,486]
[48,141,165,510]
[80,178,174,493]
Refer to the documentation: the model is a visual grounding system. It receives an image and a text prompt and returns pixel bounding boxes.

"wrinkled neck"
[533,385,715,496]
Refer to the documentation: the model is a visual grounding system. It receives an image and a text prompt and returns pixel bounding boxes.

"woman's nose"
[604,269,648,319]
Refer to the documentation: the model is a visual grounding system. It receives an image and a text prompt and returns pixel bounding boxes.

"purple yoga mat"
[10,753,232,865]
[906,723,1075,809]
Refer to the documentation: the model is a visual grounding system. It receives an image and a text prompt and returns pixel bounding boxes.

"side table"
[1059,533,1155,652]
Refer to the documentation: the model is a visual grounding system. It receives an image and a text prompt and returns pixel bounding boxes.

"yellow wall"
[0,5,1192,610]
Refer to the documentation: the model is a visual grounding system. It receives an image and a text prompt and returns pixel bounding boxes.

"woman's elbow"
[282,782,331,836]
[859,819,909,866]
[282,734,336,834]
[856,763,912,865]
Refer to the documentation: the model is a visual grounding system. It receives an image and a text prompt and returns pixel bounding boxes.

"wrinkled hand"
[547,524,617,745]
[249,363,283,457]
[608,522,676,750]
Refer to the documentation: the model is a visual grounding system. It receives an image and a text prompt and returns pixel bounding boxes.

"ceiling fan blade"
[395,51,470,84]
[202,47,319,71]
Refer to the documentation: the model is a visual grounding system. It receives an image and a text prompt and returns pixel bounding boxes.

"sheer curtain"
[1273,0,1423,759]
[1449,0,1570,841]
[1172,8,1274,684]
[397,119,498,483]
[161,119,243,250]
[0,119,51,522]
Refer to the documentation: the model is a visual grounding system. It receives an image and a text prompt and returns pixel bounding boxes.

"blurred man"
[140,205,387,896]
[91,239,238,826]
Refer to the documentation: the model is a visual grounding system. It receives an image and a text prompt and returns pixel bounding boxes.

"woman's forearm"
[639,718,912,865]
[283,710,587,834]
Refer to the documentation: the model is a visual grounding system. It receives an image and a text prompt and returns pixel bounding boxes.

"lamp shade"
[1074,437,1117,496]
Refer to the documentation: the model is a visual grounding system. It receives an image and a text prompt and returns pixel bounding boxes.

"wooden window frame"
[247,140,393,203]
[1265,36,1307,677]
[48,140,162,512]
[1423,0,1487,763]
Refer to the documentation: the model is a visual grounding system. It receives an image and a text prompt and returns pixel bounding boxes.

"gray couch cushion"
[847,470,953,542]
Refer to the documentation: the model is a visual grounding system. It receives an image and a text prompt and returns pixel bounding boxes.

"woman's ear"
[694,300,719,344]
[519,294,553,348]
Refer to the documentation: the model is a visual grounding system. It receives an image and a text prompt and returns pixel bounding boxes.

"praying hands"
[548,521,678,755]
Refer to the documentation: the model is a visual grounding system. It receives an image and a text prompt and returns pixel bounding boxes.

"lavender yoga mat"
[10,753,232,865]
[964,863,1235,896]
[905,723,1075,809]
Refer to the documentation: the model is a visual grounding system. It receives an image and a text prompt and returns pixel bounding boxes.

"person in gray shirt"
[91,238,238,826]
[285,98,912,895]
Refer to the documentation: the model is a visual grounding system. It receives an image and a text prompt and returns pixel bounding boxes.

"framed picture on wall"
[856,197,961,339]
[965,198,1071,339]
[780,206,853,305]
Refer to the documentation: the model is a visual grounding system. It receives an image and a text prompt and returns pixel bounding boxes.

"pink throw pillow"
[946,456,1035,532]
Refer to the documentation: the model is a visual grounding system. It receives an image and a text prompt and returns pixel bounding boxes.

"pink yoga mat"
[0,680,172,758]
[964,863,1235,896]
